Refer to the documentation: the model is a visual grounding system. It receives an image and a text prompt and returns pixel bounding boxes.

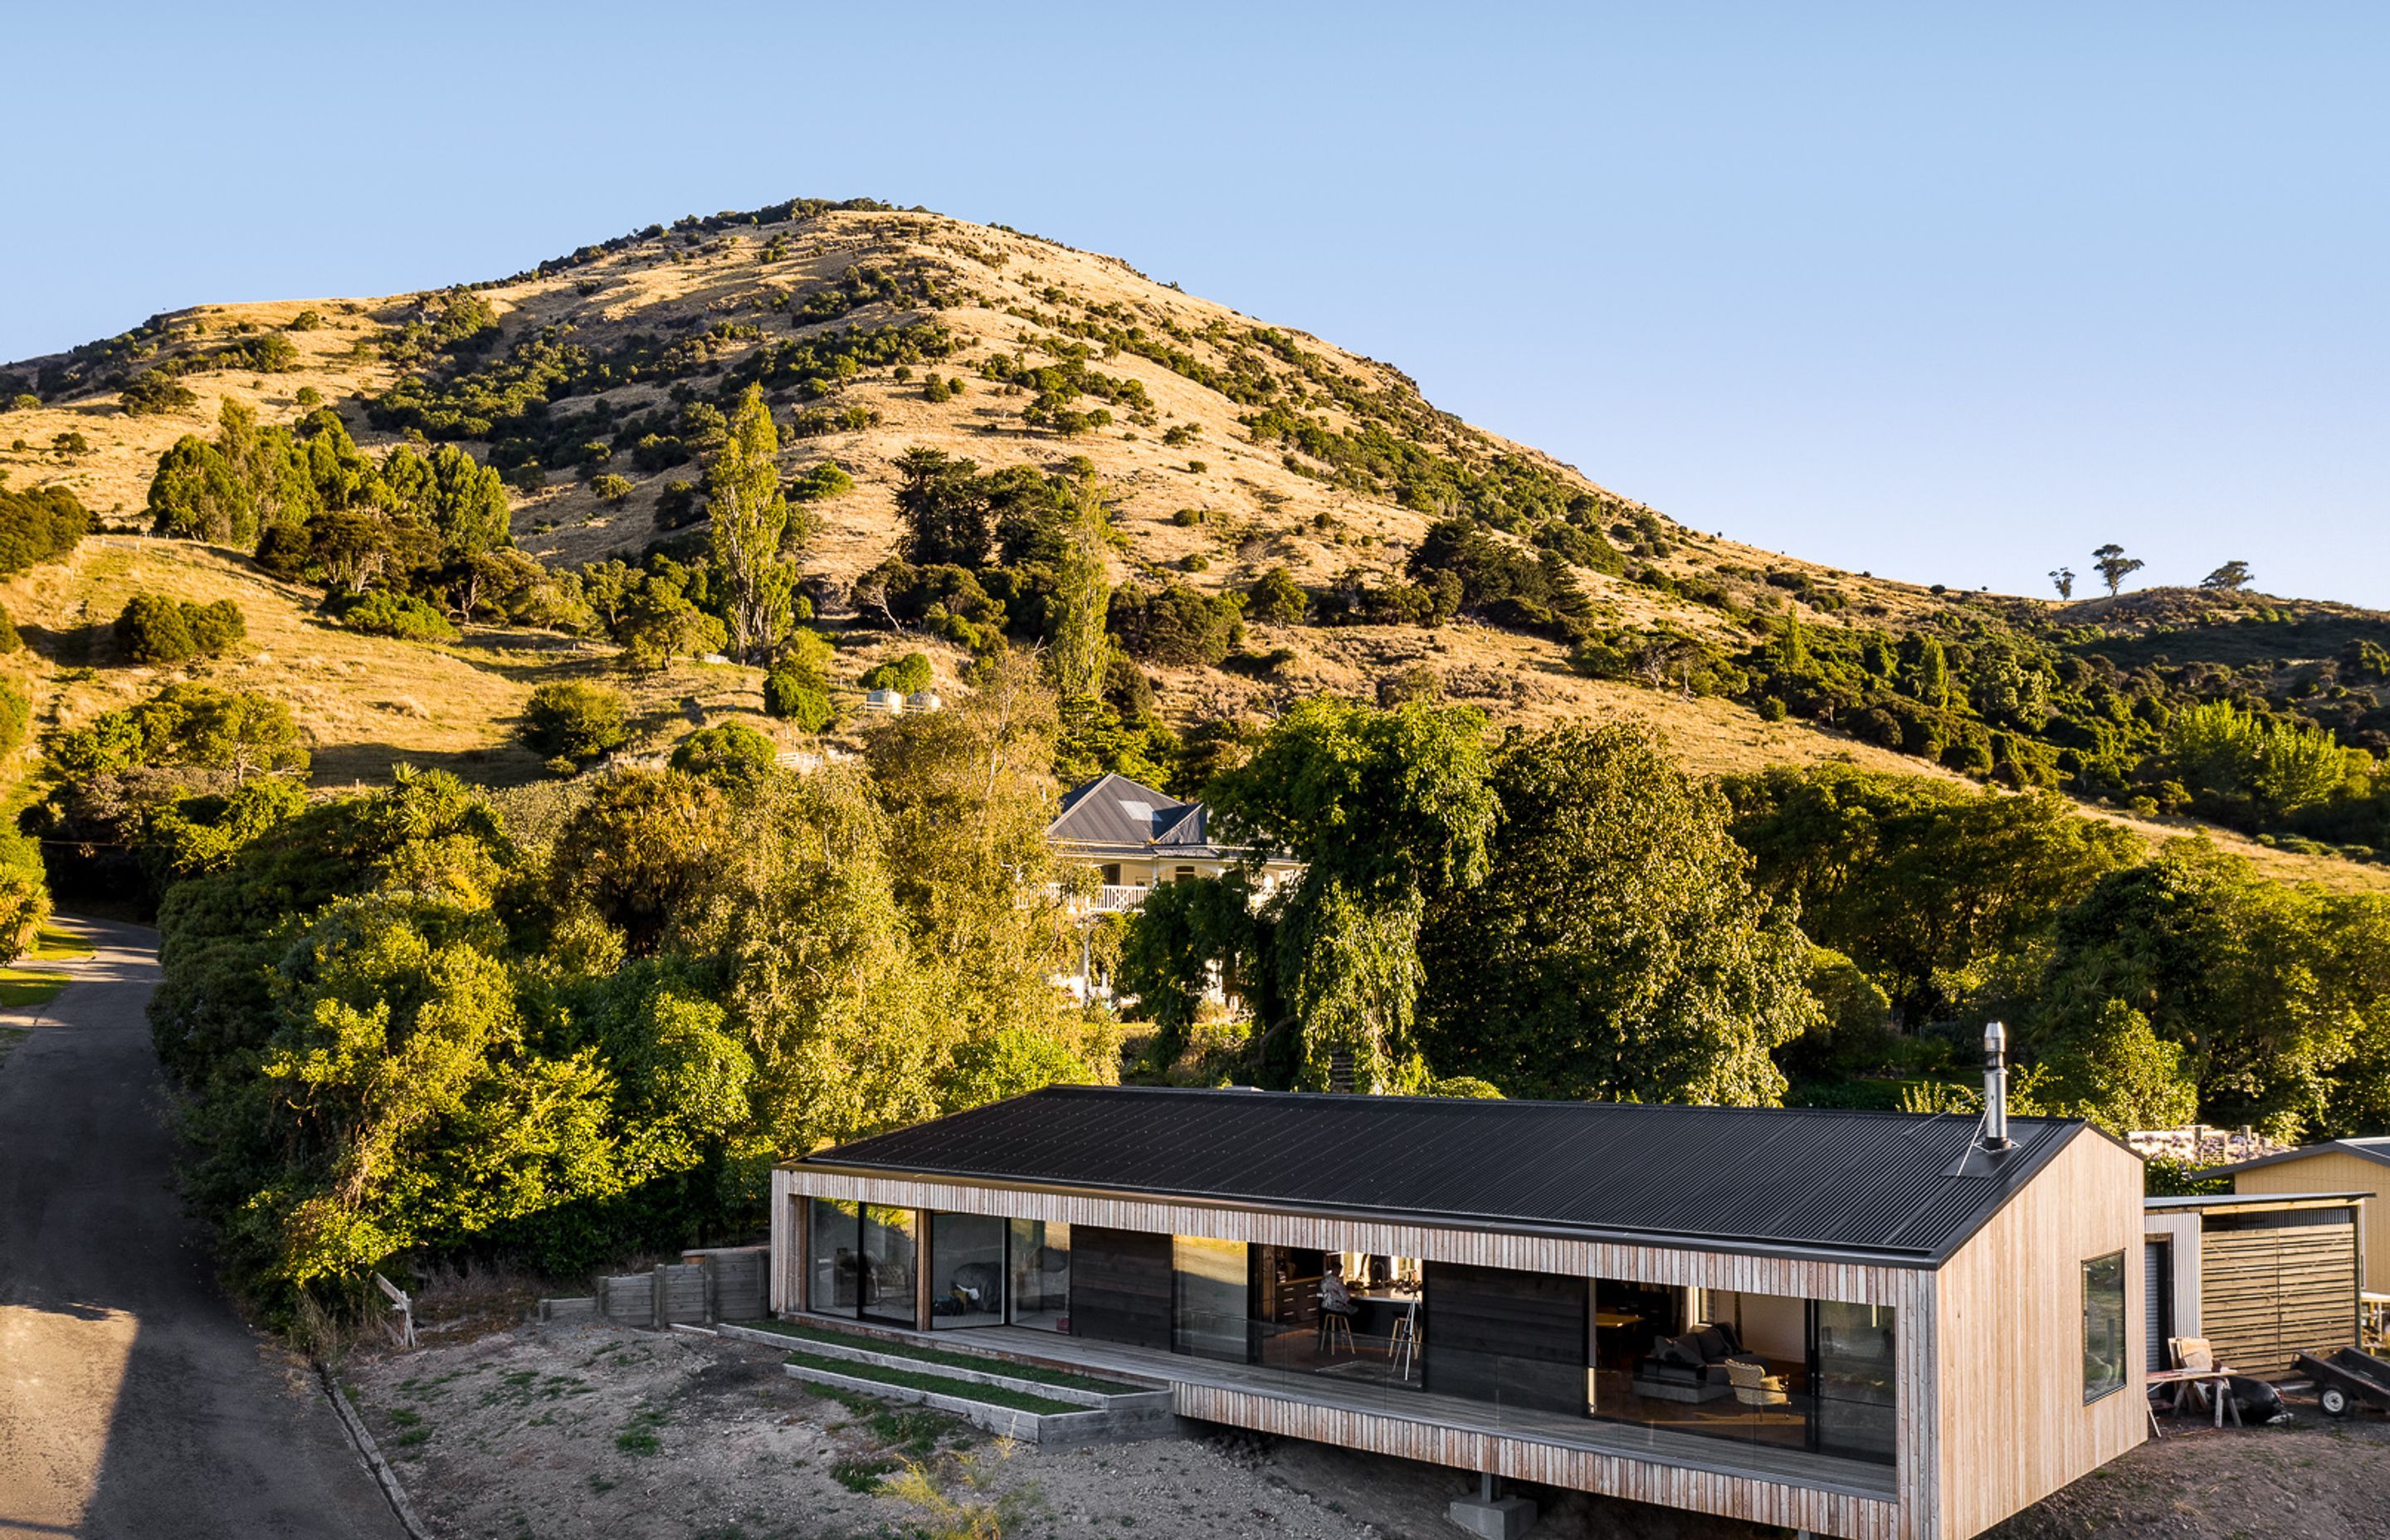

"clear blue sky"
[10,2,2384,605]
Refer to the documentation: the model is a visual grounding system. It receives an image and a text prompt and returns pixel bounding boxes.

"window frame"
[2080,1249,2128,1405]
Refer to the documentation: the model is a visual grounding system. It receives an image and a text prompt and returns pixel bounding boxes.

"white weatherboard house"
[1046,773,1300,914]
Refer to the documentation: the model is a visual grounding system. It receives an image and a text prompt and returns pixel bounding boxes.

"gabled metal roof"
[1049,773,1206,850]
[2202,1137,2390,1179]
[794,1085,2089,1267]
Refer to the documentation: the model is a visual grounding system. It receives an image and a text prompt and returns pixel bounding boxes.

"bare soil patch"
[347,1320,2390,1540]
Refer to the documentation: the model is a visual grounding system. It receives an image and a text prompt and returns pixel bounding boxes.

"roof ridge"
[1029,1082,2075,1128]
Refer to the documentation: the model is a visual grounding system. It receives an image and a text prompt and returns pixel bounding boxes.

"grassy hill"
[2,197,2385,890]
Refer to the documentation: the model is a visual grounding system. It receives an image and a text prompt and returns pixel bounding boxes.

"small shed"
[864,688,906,714]
[2143,1192,2366,1377]
[2204,1137,2390,1294]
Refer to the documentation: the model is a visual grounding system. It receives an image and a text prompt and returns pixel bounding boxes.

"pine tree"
[707,385,792,662]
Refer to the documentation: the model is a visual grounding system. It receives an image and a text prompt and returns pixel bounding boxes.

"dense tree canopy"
[1418,726,1818,1105]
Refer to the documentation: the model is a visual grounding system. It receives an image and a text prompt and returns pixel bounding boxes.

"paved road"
[0,919,407,1540]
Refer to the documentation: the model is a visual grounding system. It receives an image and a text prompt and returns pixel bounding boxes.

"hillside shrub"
[113,594,246,665]
[860,652,933,694]
[0,486,89,574]
[1246,566,1310,625]
[0,680,29,753]
[121,369,198,417]
[670,721,779,786]
[0,603,20,653]
[1110,582,1242,666]
[339,590,459,643]
[763,670,835,731]
[522,681,629,763]
[593,473,634,502]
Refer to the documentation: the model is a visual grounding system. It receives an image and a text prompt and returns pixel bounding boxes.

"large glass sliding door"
[1008,1220,1071,1331]
[928,1211,1005,1328]
[860,1205,918,1326]
[807,1198,861,1318]
[1172,1236,1250,1362]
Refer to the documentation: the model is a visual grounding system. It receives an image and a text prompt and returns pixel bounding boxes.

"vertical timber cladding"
[1425,1261,1589,1415]
[2200,1208,2359,1377]
[1932,1128,2144,1540]
[1068,1226,1174,1350]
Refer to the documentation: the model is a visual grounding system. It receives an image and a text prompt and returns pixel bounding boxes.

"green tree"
[1726,763,2143,1023]
[1047,478,1112,701]
[1246,566,1310,626]
[120,369,197,417]
[861,652,934,694]
[2031,999,2198,1136]
[2091,543,2144,596]
[707,384,794,661]
[1419,724,1817,1104]
[1201,698,1497,1089]
[894,446,990,568]
[115,593,198,664]
[522,681,628,763]
[2200,560,2253,592]
[2048,568,2075,600]
[2031,841,2390,1139]
[671,721,780,787]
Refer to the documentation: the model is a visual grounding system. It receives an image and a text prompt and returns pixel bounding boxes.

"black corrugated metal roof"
[795,1085,2088,1266]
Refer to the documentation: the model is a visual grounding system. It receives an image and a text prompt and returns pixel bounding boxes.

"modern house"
[769,1078,2146,1540]
[2141,1192,2366,1377]
[1046,773,1298,915]
[2202,1137,2390,1294]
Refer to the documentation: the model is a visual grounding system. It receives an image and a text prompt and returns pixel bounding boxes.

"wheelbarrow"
[2293,1347,2390,1419]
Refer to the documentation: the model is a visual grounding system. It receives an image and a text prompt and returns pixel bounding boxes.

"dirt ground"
[1981,1405,2390,1540]
[344,1321,2390,1540]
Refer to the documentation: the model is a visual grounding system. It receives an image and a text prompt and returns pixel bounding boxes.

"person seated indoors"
[1321,1268,1355,1315]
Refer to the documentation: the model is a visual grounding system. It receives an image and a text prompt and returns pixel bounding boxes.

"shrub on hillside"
[763,669,835,731]
[121,369,198,417]
[860,651,933,694]
[670,721,778,786]
[0,679,29,754]
[114,594,246,665]
[0,486,90,575]
[0,603,21,655]
[1110,582,1242,666]
[522,681,629,763]
[339,590,459,643]
[592,473,635,502]
[1246,566,1310,625]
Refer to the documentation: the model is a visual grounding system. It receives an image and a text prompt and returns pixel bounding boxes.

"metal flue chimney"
[1981,1021,2011,1151]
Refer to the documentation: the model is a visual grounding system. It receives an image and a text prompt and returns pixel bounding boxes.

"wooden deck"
[787,1313,1898,1503]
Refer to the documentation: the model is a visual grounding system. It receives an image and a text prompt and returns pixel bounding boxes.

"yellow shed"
[2207,1138,2390,1295]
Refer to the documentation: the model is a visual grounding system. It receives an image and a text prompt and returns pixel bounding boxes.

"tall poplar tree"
[1048,477,1112,701]
[707,385,792,662]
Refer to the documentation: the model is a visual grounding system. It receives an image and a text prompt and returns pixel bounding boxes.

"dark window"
[1069,1226,1173,1349]
[928,1211,1004,1328]
[1425,1261,1589,1416]
[2082,1251,2127,1402]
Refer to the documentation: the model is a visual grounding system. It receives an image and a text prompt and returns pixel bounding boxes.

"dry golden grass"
[0,537,807,790]
[4,207,2382,894]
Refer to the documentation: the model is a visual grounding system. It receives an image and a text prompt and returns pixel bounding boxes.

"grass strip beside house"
[744,1320,1148,1396]
[782,1350,1081,1416]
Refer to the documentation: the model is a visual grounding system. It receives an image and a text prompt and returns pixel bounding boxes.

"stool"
[1318,1310,1355,1356]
